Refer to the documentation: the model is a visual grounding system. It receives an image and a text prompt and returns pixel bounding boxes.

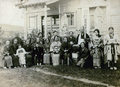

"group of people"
[1,26,120,70]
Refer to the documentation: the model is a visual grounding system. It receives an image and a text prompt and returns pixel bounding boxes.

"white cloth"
[16,48,26,65]
[77,33,85,45]
[43,54,50,64]
[52,54,59,66]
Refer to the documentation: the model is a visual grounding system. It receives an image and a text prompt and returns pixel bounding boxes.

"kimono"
[77,47,90,68]
[1,45,13,68]
[91,35,103,68]
[9,44,19,67]
[60,42,72,65]
[43,43,50,64]
[104,34,119,63]
[16,48,26,65]
[50,41,61,65]
[68,35,77,52]
[32,46,44,65]
[24,44,33,66]
[50,41,61,53]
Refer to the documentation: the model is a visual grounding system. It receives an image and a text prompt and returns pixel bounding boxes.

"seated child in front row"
[16,44,27,68]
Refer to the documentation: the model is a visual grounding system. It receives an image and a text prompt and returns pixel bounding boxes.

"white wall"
[0,0,24,27]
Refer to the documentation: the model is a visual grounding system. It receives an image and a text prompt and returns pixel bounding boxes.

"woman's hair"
[108,27,114,30]
[94,29,101,37]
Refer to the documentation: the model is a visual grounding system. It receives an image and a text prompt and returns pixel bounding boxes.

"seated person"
[50,36,61,65]
[1,40,13,69]
[9,38,19,68]
[76,42,92,68]
[23,39,33,67]
[43,38,51,64]
[32,43,44,65]
[16,44,27,68]
[60,37,72,65]
[44,38,50,53]
[50,36,61,53]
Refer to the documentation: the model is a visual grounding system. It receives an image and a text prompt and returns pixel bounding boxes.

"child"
[16,44,26,68]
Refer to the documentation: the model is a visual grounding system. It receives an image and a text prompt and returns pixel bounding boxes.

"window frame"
[65,12,76,27]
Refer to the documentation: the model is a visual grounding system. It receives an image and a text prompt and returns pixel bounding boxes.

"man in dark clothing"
[60,37,72,65]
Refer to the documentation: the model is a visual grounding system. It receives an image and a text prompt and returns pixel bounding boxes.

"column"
[107,0,111,30]
[59,2,61,36]
[24,8,27,40]
[44,4,47,39]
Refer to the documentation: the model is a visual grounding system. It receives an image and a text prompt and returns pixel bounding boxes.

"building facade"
[16,0,120,39]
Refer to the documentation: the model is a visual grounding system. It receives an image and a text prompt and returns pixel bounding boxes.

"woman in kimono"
[50,36,61,53]
[24,39,33,67]
[104,27,119,70]
[43,38,51,64]
[91,29,103,69]
[16,44,27,68]
[50,36,61,65]
[60,37,72,65]
[2,40,13,69]
[76,42,90,68]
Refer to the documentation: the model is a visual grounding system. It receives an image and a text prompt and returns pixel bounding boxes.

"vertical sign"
[82,8,89,34]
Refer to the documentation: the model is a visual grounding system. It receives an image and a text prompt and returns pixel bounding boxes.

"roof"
[16,0,59,8]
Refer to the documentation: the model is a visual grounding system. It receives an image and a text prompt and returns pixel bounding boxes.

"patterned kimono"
[104,34,119,63]
[91,35,103,67]
[16,48,26,65]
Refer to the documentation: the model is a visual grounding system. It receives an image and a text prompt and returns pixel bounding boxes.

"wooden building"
[15,0,120,39]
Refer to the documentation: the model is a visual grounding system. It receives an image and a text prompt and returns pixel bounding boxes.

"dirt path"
[30,67,115,87]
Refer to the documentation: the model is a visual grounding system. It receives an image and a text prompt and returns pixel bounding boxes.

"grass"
[33,65,120,87]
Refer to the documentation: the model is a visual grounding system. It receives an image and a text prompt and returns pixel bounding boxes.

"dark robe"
[60,42,72,65]
[77,47,93,68]
[9,44,19,67]
[32,46,44,65]
[24,44,33,67]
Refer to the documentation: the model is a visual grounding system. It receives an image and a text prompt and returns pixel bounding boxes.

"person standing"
[104,27,119,70]
[91,29,103,69]
[77,26,90,48]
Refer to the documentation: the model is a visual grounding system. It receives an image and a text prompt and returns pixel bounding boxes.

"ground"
[0,65,120,87]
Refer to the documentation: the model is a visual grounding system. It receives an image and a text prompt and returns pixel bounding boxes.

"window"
[29,16,35,29]
[66,13,75,27]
